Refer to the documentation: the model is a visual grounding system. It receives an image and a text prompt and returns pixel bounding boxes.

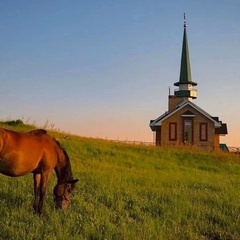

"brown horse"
[0,128,79,215]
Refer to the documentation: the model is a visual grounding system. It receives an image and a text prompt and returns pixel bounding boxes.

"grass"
[0,121,240,239]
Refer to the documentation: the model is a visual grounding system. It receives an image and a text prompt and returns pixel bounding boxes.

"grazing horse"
[0,128,79,215]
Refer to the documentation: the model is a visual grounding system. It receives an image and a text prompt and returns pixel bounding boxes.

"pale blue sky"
[0,1,239,146]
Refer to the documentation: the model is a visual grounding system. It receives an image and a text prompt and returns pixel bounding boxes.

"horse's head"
[53,179,79,210]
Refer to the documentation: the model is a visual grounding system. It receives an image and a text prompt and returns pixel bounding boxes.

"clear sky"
[0,0,239,146]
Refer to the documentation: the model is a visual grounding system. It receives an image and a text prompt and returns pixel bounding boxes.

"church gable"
[181,110,195,117]
[153,100,221,128]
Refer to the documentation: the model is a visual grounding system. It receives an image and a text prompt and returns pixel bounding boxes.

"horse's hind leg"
[33,173,41,214]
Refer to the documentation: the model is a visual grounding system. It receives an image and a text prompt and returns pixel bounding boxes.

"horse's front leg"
[38,170,52,216]
[33,173,41,214]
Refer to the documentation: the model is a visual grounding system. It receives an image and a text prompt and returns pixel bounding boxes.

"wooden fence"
[109,140,240,152]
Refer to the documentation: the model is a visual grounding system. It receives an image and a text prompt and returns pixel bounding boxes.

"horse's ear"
[67,179,79,193]
[68,179,79,184]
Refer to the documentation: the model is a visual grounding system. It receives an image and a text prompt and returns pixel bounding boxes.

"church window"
[169,122,177,141]
[183,119,193,143]
[200,123,208,141]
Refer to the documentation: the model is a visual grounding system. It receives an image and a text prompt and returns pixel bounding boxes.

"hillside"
[0,121,239,240]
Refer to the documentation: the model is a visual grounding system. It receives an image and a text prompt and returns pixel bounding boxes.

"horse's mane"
[29,129,73,182]
[54,138,73,182]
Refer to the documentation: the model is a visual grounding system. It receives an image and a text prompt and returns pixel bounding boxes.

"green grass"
[0,121,240,239]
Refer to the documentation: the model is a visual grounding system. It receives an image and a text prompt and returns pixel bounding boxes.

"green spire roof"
[174,17,197,87]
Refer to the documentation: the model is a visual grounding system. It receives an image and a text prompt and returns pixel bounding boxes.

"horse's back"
[5,128,54,151]
[0,128,61,176]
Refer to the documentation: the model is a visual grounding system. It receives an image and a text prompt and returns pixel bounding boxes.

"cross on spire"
[184,13,186,28]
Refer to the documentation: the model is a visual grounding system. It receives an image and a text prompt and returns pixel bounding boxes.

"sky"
[0,0,239,146]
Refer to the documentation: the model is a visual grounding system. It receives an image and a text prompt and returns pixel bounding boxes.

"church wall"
[160,105,216,150]
[214,134,220,151]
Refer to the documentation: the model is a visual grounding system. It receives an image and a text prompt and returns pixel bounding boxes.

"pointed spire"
[174,14,197,100]
[174,13,196,87]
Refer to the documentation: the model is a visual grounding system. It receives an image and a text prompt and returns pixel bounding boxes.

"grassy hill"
[0,121,240,240]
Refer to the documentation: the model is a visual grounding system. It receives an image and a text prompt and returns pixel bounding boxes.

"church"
[149,17,227,151]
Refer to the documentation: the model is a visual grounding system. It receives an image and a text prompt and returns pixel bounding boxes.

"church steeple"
[174,14,197,100]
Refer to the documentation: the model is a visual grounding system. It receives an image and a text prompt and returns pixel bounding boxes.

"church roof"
[150,100,222,130]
